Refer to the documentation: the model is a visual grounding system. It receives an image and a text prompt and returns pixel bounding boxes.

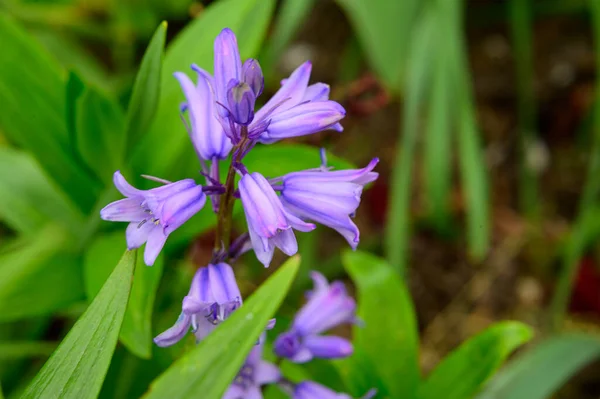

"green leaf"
[419,321,533,399]
[244,144,355,176]
[476,334,600,399]
[385,5,437,273]
[0,225,84,322]
[143,256,300,399]
[131,0,276,181]
[126,21,167,154]
[341,250,419,398]
[423,19,454,232]
[0,341,57,360]
[335,0,420,90]
[260,0,317,76]
[84,233,163,359]
[75,87,126,184]
[0,147,84,235]
[21,250,137,399]
[0,14,99,211]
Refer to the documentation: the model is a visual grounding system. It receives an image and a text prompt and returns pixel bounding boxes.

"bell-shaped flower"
[100,171,206,266]
[273,272,357,363]
[175,67,232,160]
[191,28,345,146]
[223,341,280,399]
[154,263,242,347]
[293,381,375,399]
[239,172,315,267]
[279,158,379,249]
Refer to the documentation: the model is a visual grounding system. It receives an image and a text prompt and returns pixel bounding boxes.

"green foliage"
[386,0,489,272]
[0,14,100,212]
[0,147,84,236]
[21,250,137,399]
[476,334,600,399]
[335,0,420,90]
[341,250,420,398]
[143,256,299,399]
[84,233,163,359]
[0,225,84,322]
[419,322,533,399]
[125,22,167,154]
[75,88,126,184]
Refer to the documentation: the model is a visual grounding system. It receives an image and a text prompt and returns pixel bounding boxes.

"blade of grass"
[550,0,600,328]
[509,0,539,218]
[385,5,437,274]
[424,15,454,233]
[449,0,490,261]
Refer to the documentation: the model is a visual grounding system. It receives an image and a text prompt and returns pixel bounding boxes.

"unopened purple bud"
[100,171,206,266]
[242,58,264,97]
[214,28,242,119]
[227,80,255,125]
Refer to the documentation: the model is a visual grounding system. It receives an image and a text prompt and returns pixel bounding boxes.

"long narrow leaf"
[126,22,167,154]
[21,250,137,399]
[340,251,419,398]
[419,322,533,399]
[385,5,437,273]
[476,334,600,399]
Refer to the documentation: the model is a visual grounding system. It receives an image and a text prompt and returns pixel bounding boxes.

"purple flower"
[239,172,315,267]
[191,28,345,146]
[175,67,232,161]
[100,171,206,266]
[273,272,357,363]
[292,381,375,399]
[223,342,280,399]
[154,263,241,346]
[279,158,379,249]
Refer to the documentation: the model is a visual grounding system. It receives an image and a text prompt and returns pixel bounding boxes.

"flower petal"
[208,263,241,304]
[255,361,281,385]
[125,220,155,249]
[214,28,242,118]
[153,313,191,347]
[143,226,168,266]
[160,185,206,235]
[303,335,353,359]
[113,171,143,197]
[302,83,330,102]
[100,198,146,222]
[259,101,345,144]
[254,61,312,122]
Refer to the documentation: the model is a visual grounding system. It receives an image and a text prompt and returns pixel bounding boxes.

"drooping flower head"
[100,171,206,266]
[154,263,241,346]
[223,341,280,399]
[178,28,346,151]
[239,172,315,267]
[274,272,357,363]
[279,158,379,249]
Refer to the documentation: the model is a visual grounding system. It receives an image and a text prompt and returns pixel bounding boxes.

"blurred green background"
[1,0,600,398]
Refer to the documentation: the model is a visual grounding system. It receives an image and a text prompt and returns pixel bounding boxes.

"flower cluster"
[100,27,378,399]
